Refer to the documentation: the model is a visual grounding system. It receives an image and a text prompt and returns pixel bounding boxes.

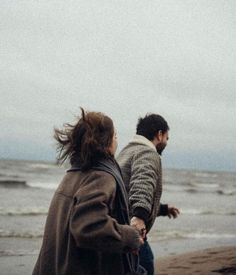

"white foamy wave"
[0,229,42,238]
[151,230,236,241]
[0,207,48,216]
[165,186,236,196]
[181,209,236,216]
[189,182,219,189]
[28,163,57,169]
[27,181,58,189]
[0,249,39,256]
[181,209,204,215]
[193,172,218,178]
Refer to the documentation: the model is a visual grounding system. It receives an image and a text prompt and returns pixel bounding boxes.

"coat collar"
[129,134,156,152]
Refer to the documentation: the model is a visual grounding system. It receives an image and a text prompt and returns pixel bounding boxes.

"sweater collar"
[129,134,156,152]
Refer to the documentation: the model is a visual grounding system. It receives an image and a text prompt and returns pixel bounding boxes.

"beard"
[156,142,166,155]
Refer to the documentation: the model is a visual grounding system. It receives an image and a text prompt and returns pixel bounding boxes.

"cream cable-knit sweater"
[117,135,163,233]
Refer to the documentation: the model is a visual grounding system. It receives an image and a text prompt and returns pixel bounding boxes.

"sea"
[0,159,236,265]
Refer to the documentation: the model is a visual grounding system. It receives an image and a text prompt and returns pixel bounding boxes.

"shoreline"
[155,246,236,275]
[0,243,235,275]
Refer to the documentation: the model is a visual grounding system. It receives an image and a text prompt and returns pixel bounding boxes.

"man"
[117,113,180,275]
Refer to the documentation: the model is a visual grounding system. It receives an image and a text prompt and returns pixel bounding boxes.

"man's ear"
[156,130,163,141]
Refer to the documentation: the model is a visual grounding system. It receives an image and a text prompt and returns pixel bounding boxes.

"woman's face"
[108,129,118,156]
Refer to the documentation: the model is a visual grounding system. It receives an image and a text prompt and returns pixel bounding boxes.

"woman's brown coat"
[32,169,141,275]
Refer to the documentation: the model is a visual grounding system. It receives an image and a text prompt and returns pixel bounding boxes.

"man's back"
[117,114,179,275]
[117,137,162,233]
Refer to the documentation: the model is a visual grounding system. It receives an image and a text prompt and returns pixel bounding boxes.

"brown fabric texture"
[32,169,141,275]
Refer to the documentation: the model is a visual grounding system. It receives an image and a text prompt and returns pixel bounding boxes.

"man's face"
[156,131,169,155]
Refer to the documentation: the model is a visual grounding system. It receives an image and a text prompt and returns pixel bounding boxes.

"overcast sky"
[1,1,236,171]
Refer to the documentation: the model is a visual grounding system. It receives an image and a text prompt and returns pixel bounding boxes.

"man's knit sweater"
[117,134,168,233]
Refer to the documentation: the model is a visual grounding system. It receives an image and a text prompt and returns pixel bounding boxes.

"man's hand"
[130,216,146,238]
[167,206,180,219]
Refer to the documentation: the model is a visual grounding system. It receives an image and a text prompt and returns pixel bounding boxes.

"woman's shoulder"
[89,169,116,182]
[80,169,117,191]
[58,169,116,196]
[71,170,117,201]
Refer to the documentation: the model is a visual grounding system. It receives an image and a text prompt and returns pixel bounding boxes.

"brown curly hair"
[54,108,114,170]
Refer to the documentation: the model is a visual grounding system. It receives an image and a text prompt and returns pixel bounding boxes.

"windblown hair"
[136,113,169,141]
[54,108,114,171]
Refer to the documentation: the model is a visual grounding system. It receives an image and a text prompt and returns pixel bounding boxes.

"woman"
[32,108,145,275]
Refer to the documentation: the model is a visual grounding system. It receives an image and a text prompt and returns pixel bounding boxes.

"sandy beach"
[156,246,236,275]
[0,243,235,274]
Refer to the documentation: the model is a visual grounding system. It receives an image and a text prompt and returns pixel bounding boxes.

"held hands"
[167,206,180,219]
[129,208,179,255]
[130,216,146,255]
[130,216,146,239]
[130,235,144,256]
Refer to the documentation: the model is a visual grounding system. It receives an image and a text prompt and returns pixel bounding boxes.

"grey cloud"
[1,1,236,170]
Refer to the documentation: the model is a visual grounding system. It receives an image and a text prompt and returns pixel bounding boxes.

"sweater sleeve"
[129,148,161,222]
[69,172,140,253]
[157,203,169,216]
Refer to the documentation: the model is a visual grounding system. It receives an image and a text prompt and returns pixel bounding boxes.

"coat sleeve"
[129,149,161,222]
[69,171,140,253]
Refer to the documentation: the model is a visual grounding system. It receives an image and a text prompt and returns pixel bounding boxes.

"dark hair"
[136,113,169,141]
[54,108,114,170]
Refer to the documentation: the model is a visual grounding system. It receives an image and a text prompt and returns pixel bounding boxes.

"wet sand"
[0,243,235,274]
[156,246,236,275]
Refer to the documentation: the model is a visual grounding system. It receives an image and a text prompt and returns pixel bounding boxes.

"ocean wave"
[184,188,198,193]
[193,172,218,178]
[28,163,58,170]
[0,173,20,178]
[0,179,57,190]
[0,229,42,238]
[189,182,219,189]
[27,182,58,189]
[184,232,236,239]
[0,180,28,188]
[216,190,236,196]
[181,209,236,216]
[0,249,39,256]
[165,186,236,196]
[150,230,236,241]
[0,207,48,216]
